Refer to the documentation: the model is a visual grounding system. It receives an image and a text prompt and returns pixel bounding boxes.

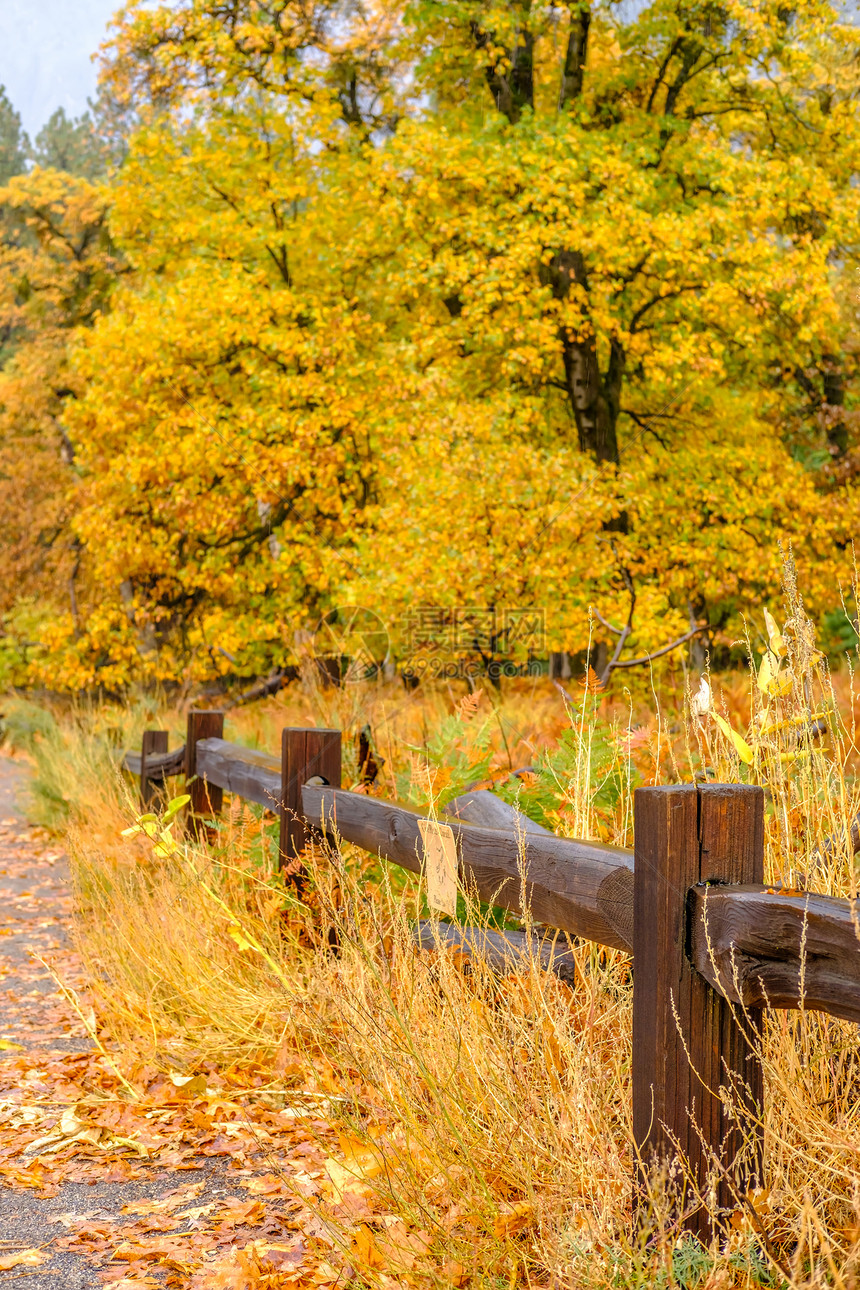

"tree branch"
[604,624,709,677]
[592,607,624,635]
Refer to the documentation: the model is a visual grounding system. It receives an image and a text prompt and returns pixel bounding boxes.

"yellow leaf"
[757,650,777,694]
[162,793,191,823]
[0,1038,24,1051]
[174,1202,215,1220]
[28,1106,105,1153]
[713,713,755,765]
[311,1262,341,1285]
[768,671,794,698]
[373,1220,431,1271]
[227,923,257,952]
[324,1137,385,1202]
[351,1223,383,1268]
[492,1199,535,1238]
[0,1249,48,1270]
[764,609,787,659]
[169,1072,208,1098]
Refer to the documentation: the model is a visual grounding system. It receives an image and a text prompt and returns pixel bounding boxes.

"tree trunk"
[561,332,623,465]
[542,249,623,466]
[559,3,591,107]
[472,4,535,125]
[476,1,624,470]
[823,357,848,458]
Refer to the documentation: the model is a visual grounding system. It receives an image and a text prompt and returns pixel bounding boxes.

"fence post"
[185,710,225,838]
[140,730,168,810]
[279,728,342,883]
[633,782,764,1241]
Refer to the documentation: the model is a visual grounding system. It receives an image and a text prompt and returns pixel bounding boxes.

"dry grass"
[7,576,860,1287]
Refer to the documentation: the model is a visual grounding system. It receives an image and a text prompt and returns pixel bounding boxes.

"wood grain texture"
[195,738,280,808]
[301,784,635,950]
[691,884,860,1024]
[185,711,225,833]
[123,745,186,780]
[633,783,764,1240]
[281,730,342,877]
[140,730,168,809]
[696,784,764,1224]
[413,920,578,983]
[444,789,552,836]
[633,784,700,1221]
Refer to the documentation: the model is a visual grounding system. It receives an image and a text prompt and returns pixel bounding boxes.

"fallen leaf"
[259,1241,306,1271]
[492,1200,535,1238]
[106,1281,161,1289]
[324,1137,385,1202]
[311,1261,342,1285]
[28,1107,105,1153]
[352,1223,383,1268]
[0,1248,49,1269]
[373,1221,431,1271]
[169,1072,208,1098]
[243,1172,290,1195]
[443,1258,470,1286]
[174,1203,215,1220]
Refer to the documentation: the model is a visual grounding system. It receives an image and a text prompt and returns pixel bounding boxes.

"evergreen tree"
[32,107,105,180]
[0,86,27,185]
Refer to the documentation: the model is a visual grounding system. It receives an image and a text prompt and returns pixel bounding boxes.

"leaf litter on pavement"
[0,814,415,1288]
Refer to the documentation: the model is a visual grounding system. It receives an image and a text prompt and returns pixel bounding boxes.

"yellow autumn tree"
[41,82,395,686]
[18,0,860,686]
[0,168,119,671]
[333,0,860,655]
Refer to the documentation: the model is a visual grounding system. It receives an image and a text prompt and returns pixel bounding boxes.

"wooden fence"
[123,710,860,1242]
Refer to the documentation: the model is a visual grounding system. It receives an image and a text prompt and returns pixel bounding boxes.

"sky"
[0,0,121,139]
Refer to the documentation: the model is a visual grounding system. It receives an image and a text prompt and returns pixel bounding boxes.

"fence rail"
[122,712,860,1242]
[197,738,280,807]
[122,745,186,780]
[689,882,860,1024]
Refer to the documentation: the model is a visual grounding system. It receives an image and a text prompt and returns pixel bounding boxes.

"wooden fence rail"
[122,716,860,1242]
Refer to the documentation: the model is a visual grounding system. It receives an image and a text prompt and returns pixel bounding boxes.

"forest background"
[1,0,859,693]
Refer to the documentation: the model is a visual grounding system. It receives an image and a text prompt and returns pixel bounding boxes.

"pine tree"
[0,86,27,185]
[32,107,104,179]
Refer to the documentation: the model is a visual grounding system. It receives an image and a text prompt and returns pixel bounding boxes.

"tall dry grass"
[8,576,860,1287]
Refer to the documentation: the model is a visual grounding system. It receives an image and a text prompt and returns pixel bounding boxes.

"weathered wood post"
[185,710,225,838]
[140,730,168,810]
[633,782,765,1240]
[279,728,342,884]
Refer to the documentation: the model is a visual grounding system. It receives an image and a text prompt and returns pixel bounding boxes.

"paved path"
[0,757,338,1288]
[0,759,196,1288]
[0,757,100,1286]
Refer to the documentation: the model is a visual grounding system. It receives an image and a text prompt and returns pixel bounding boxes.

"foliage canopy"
[1,0,859,686]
